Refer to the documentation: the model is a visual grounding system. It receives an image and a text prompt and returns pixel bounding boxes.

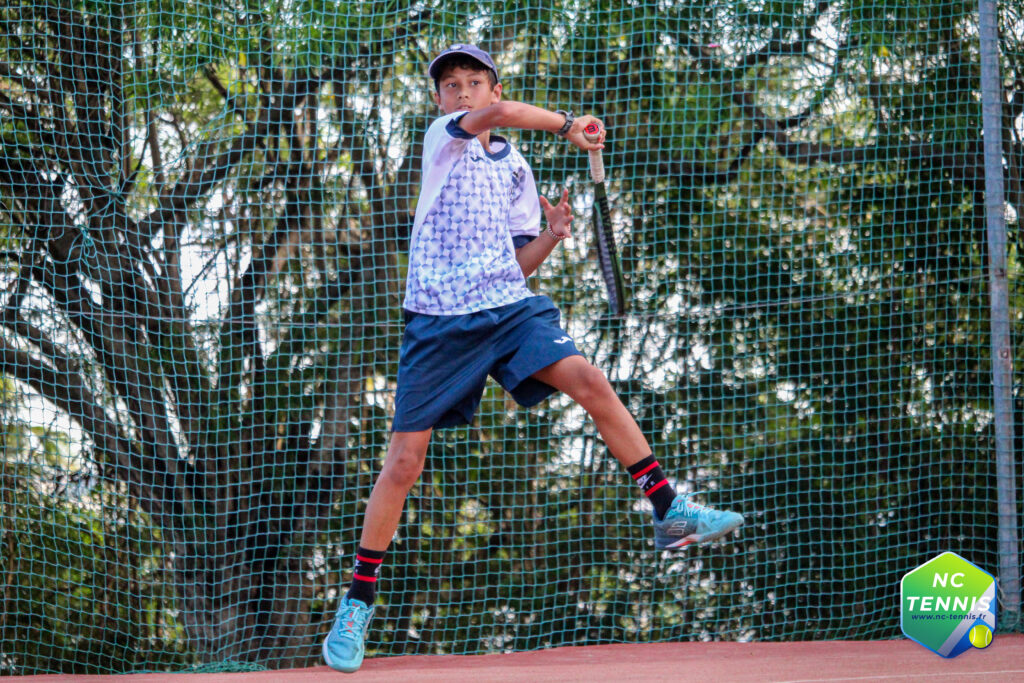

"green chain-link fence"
[2,0,1022,674]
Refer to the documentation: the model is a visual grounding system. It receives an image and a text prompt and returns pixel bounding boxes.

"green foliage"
[1,0,1022,674]
[0,412,193,673]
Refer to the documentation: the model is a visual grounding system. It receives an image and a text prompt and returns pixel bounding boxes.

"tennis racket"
[583,122,626,316]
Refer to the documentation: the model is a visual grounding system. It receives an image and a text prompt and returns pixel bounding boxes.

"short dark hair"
[432,54,499,91]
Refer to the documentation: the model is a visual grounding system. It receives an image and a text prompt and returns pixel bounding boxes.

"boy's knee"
[381,442,426,489]
[572,362,614,405]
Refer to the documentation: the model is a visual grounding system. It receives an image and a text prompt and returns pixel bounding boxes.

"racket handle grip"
[582,123,605,184]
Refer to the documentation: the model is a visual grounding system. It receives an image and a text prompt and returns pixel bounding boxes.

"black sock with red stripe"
[345,546,386,606]
[627,455,677,520]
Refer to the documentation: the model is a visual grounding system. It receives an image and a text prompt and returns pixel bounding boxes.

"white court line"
[779,670,1024,683]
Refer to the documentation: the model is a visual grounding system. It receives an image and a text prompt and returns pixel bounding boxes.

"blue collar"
[480,134,511,161]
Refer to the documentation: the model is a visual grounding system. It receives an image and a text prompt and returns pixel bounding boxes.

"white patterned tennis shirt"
[404,112,542,315]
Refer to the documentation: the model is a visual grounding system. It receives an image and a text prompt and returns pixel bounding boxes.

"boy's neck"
[476,129,492,152]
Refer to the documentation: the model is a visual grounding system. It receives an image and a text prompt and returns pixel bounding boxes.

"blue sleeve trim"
[446,113,475,139]
[512,235,537,249]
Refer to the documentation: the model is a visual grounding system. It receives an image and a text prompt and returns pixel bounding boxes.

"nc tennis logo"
[900,552,997,657]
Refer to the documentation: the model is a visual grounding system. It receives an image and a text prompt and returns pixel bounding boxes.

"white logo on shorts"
[553,336,572,344]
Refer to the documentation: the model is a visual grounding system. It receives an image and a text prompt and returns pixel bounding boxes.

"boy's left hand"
[540,189,573,240]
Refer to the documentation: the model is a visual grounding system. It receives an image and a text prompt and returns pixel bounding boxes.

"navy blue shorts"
[393,296,582,431]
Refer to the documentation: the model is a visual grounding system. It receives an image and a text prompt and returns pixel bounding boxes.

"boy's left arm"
[516,188,572,278]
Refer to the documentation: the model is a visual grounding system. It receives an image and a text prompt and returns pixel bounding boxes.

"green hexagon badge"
[901,552,997,657]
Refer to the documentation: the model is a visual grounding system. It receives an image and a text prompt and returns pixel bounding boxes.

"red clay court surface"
[18,636,1024,682]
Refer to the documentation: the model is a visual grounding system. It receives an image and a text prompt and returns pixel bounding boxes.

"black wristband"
[555,110,574,137]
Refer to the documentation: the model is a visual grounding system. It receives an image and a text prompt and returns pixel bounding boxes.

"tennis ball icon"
[969,624,993,649]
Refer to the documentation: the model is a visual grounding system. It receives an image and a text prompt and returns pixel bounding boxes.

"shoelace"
[335,604,369,638]
[681,490,707,505]
[675,491,712,516]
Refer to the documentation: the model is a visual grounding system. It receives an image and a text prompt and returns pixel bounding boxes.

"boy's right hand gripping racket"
[583,123,626,317]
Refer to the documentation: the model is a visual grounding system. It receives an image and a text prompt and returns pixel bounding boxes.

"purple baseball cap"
[428,44,499,82]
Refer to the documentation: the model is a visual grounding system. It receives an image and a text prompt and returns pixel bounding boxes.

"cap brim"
[428,51,498,81]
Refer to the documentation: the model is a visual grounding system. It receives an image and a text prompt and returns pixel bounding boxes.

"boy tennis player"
[323,45,744,673]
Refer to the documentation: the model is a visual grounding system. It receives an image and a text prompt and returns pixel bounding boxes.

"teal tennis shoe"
[323,597,375,673]
[653,493,744,549]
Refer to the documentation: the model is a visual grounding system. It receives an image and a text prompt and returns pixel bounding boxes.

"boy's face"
[433,65,502,115]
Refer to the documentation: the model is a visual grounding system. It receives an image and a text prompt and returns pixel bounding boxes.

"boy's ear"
[491,82,502,102]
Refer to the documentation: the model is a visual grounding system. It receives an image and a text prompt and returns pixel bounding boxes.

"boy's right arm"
[458,102,605,151]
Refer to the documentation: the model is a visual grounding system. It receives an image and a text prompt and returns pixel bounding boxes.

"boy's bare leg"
[325,429,432,672]
[359,428,432,550]
[531,355,649,468]
[532,354,743,549]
